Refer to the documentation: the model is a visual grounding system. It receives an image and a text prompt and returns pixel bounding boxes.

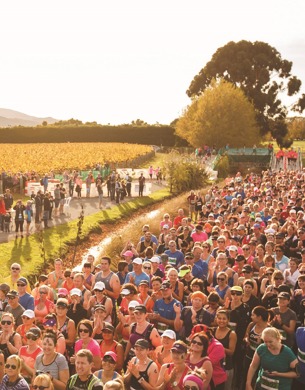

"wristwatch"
[172,381,178,387]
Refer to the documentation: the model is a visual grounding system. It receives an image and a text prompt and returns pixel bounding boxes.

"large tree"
[176,79,260,148]
[187,40,305,145]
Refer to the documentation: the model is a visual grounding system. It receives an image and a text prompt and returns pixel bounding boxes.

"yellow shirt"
[3,275,32,293]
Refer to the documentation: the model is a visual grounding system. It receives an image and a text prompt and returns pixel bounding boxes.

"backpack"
[67,374,100,390]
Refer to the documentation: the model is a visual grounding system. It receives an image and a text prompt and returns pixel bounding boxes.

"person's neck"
[279,306,288,313]
[163,296,173,303]
[103,339,114,346]
[27,343,39,352]
[102,270,111,277]
[79,373,91,382]
[8,374,19,383]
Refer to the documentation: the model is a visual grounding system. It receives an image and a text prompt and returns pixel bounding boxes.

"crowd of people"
[2,168,305,389]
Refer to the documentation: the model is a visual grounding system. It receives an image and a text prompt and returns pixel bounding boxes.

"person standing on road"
[138,173,145,197]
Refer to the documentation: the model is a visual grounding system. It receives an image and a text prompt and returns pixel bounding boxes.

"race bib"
[260,374,279,389]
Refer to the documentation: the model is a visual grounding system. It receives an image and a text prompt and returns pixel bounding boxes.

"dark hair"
[190,332,209,357]
[117,261,128,272]
[190,278,204,291]
[77,319,93,337]
[151,276,162,284]
[101,256,111,265]
[252,306,269,322]
[121,283,137,295]
[43,330,57,346]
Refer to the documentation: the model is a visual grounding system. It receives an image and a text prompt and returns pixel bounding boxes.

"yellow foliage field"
[1,143,152,173]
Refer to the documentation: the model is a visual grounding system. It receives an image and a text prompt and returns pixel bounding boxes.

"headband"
[183,374,203,389]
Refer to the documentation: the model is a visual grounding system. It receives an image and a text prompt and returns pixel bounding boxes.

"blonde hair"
[33,374,54,390]
[262,327,281,341]
[103,378,125,390]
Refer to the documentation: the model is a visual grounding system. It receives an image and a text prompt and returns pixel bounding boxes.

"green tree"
[187,40,305,144]
[176,79,260,148]
[287,117,305,139]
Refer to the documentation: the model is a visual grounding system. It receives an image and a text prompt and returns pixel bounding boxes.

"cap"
[94,281,106,291]
[94,304,106,312]
[57,288,69,296]
[95,264,102,270]
[150,256,160,263]
[229,245,238,251]
[17,277,28,285]
[162,330,176,340]
[237,225,245,230]
[160,280,172,290]
[171,342,188,354]
[275,232,285,238]
[103,351,117,362]
[23,309,35,319]
[242,265,253,273]
[70,288,82,297]
[253,223,261,229]
[0,283,10,294]
[103,322,115,332]
[133,257,143,265]
[128,300,139,309]
[123,250,133,257]
[27,327,41,338]
[184,252,194,259]
[255,217,263,222]
[265,228,276,235]
[231,286,243,293]
[231,236,240,243]
[191,291,206,302]
[7,290,18,298]
[138,280,149,287]
[121,288,131,296]
[278,292,290,300]
[134,339,150,349]
[134,304,147,313]
[178,268,191,277]
[56,298,69,308]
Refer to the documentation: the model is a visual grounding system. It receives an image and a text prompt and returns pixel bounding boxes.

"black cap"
[134,339,150,349]
[7,290,19,298]
[138,280,149,287]
[94,304,106,312]
[278,292,290,300]
[160,280,171,290]
[134,304,147,313]
[103,322,115,332]
[242,265,253,273]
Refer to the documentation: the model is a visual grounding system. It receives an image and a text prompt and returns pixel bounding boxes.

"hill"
[0,108,58,127]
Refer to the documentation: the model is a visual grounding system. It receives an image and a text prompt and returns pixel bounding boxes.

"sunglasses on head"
[26,333,38,341]
[231,291,242,296]
[190,339,203,346]
[1,320,12,325]
[5,363,17,369]
[33,386,48,390]
[79,328,89,333]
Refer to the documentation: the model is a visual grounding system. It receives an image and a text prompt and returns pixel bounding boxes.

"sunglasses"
[275,250,283,252]
[22,316,31,320]
[190,339,203,346]
[5,363,17,369]
[26,334,38,341]
[103,357,115,364]
[243,248,250,251]
[39,291,47,294]
[17,283,26,287]
[94,289,104,293]
[11,267,20,271]
[102,329,113,334]
[300,271,305,274]
[185,386,199,390]
[8,297,17,300]
[79,328,89,333]
[217,240,225,243]
[1,320,12,325]
[231,292,242,296]
[274,278,283,281]
[266,273,273,276]
[143,266,151,270]
[33,386,48,390]
[217,278,225,281]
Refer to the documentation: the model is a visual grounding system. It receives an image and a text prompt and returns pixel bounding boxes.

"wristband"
[139,377,145,384]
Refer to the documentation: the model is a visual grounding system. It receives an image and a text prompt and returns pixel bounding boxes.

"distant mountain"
[0,108,58,127]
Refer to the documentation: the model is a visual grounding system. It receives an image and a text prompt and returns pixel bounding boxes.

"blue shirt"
[125,271,150,286]
[192,260,208,280]
[19,293,34,311]
[154,298,182,321]
[164,250,184,268]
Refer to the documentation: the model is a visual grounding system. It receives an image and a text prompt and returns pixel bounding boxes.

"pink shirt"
[191,231,208,243]
[75,338,101,356]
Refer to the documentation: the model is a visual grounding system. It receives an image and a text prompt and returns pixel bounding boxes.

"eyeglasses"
[5,364,17,369]
[1,320,12,325]
[217,278,225,281]
[26,334,38,341]
[11,267,20,271]
[231,292,242,296]
[39,291,47,294]
[33,386,48,390]
[79,328,89,333]
[103,357,115,364]
[17,283,26,287]
[190,339,203,346]
[143,267,151,270]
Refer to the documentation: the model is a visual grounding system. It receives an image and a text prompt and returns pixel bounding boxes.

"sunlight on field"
[1,143,152,173]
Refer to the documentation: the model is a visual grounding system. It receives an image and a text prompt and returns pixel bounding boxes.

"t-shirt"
[164,250,184,268]
[256,343,296,390]
[180,306,213,338]
[154,298,182,321]
[35,352,68,380]
[125,271,150,286]
[75,338,101,357]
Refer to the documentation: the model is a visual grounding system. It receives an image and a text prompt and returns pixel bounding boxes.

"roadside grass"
[0,187,171,281]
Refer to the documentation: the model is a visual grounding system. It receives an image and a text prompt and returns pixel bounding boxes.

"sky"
[1,0,305,125]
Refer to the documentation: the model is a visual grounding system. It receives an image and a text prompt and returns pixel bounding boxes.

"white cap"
[162,329,176,339]
[150,256,160,263]
[133,257,143,265]
[70,288,82,297]
[121,288,131,295]
[93,281,105,291]
[128,300,139,309]
[229,245,238,251]
[23,309,35,319]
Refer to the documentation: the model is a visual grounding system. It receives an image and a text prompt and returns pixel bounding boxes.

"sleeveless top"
[212,329,233,370]
[96,369,118,384]
[100,340,118,358]
[186,355,211,370]
[130,359,153,389]
[215,285,230,300]
[95,272,114,293]
[246,324,264,359]
[129,323,154,348]
[0,331,16,361]
[58,317,69,339]
[165,363,190,390]
[213,267,234,287]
